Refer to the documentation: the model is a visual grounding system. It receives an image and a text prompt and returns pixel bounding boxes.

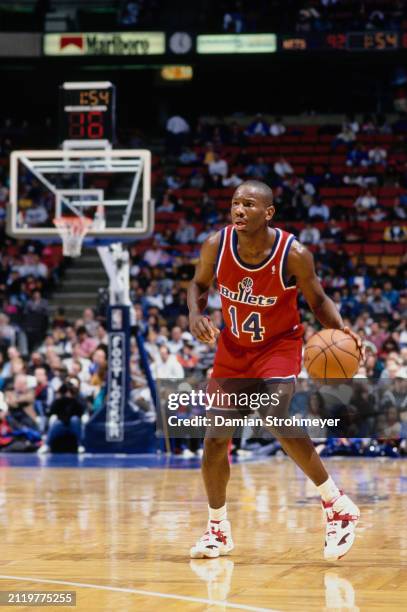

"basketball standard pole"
[97,243,167,452]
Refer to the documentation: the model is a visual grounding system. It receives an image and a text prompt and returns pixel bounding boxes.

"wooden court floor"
[0,457,406,611]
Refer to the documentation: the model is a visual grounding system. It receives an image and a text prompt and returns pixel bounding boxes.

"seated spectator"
[82,308,99,337]
[333,126,356,147]
[369,288,392,317]
[175,218,196,244]
[24,290,48,350]
[179,147,198,165]
[0,313,16,349]
[308,200,330,221]
[142,284,165,312]
[157,190,176,213]
[367,9,385,31]
[130,376,155,420]
[165,173,184,190]
[5,373,38,429]
[222,173,243,188]
[346,144,369,167]
[202,142,216,166]
[393,197,407,220]
[384,223,407,242]
[306,392,327,440]
[382,281,400,309]
[76,327,98,360]
[223,3,245,33]
[381,377,407,412]
[296,6,321,32]
[208,153,228,178]
[361,113,377,134]
[189,171,206,190]
[18,252,48,279]
[245,114,269,137]
[245,156,269,180]
[321,219,343,242]
[151,345,184,378]
[383,406,401,438]
[40,378,85,453]
[120,0,141,26]
[167,326,183,354]
[165,114,190,154]
[370,206,388,222]
[95,323,108,348]
[52,307,69,329]
[269,117,286,137]
[143,240,172,267]
[0,180,9,204]
[274,156,293,178]
[34,366,54,431]
[177,340,198,371]
[355,188,377,213]
[343,114,360,135]
[368,146,387,165]
[299,223,320,245]
[24,202,48,227]
[88,348,107,393]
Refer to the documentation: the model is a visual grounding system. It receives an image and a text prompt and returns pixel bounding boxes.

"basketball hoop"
[53,216,93,257]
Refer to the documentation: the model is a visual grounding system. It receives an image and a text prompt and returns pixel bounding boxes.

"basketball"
[304,329,361,379]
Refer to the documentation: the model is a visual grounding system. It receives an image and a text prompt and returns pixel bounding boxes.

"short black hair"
[234,180,274,207]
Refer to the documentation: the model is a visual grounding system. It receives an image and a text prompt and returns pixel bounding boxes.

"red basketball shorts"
[211,328,303,379]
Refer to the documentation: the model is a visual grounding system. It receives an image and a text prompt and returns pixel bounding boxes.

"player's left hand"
[342,326,365,363]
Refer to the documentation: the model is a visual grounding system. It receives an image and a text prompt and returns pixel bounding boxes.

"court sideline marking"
[0,574,278,612]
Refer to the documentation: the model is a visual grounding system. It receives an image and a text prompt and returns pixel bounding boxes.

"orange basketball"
[304,329,361,379]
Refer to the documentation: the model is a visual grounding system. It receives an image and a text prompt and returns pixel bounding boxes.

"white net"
[53,216,93,257]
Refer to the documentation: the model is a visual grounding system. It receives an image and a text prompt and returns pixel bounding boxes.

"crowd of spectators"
[2,1,406,35]
[0,111,406,456]
[0,306,111,452]
[186,0,407,35]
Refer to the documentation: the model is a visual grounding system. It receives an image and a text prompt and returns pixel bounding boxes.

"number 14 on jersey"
[228,306,265,342]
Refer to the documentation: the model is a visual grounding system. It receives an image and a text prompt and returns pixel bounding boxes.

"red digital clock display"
[67,111,105,139]
[59,82,116,144]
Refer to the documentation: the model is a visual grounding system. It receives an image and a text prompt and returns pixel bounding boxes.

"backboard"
[7,149,154,240]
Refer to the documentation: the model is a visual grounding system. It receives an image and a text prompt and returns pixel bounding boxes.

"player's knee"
[203,437,230,457]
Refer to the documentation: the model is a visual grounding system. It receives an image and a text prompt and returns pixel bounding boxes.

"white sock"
[317,476,341,502]
[209,504,227,522]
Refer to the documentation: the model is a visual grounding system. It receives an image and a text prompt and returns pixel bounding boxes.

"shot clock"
[59,81,116,146]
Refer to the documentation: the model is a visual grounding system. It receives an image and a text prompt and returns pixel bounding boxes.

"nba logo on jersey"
[241,277,253,289]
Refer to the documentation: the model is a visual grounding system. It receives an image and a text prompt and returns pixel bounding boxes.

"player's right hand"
[189,314,220,344]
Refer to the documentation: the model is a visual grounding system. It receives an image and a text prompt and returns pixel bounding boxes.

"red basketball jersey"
[215,225,302,348]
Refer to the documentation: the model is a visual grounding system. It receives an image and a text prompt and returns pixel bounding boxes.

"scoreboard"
[59,81,116,145]
[280,31,407,52]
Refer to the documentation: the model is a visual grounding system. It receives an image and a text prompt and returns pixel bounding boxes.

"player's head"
[231,180,275,233]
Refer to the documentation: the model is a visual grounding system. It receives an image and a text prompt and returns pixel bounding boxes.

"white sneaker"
[322,491,360,561]
[190,520,234,559]
[37,444,50,454]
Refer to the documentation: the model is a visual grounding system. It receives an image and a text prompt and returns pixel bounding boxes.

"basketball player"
[187,180,363,561]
